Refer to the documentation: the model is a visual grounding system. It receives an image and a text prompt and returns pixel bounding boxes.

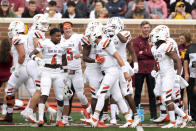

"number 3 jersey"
[36,39,67,65]
[61,34,83,70]
[151,42,175,76]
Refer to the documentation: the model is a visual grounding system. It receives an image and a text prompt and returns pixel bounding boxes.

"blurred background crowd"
[1,0,196,19]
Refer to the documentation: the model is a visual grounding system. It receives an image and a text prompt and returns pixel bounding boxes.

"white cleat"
[153,114,168,123]
[119,120,133,128]
[180,115,192,128]
[48,108,56,123]
[176,116,183,127]
[20,110,28,119]
[85,118,98,127]
[100,114,110,122]
[62,119,69,126]
[110,118,117,125]
[27,111,37,123]
[161,122,177,128]
[131,115,141,128]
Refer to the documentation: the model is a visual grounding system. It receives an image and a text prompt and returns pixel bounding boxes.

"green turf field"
[0,112,195,131]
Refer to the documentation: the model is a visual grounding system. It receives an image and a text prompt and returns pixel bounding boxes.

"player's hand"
[35,57,45,67]
[133,62,139,73]
[74,53,81,59]
[175,75,181,83]
[95,56,105,64]
[151,70,158,78]
[124,72,131,81]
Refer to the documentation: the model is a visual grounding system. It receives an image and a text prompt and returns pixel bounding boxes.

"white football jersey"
[96,38,117,71]
[81,35,99,69]
[151,43,175,75]
[166,38,180,58]
[27,29,45,55]
[36,39,67,65]
[61,33,83,70]
[11,34,29,66]
[111,31,131,63]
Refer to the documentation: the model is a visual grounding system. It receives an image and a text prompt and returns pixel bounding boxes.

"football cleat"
[180,115,192,128]
[56,120,64,127]
[100,113,110,122]
[119,120,133,128]
[153,114,169,123]
[0,113,13,122]
[37,120,44,127]
[110,118,117,125]
[131,115,141,128]
[161,121,177,128]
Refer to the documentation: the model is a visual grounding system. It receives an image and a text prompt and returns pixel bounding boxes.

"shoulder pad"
[81,36,91,45]
[120,31,131,39]
[34,30,43,39]
[102,38,111,49]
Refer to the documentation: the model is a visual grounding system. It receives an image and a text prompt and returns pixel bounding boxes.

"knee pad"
[6,95,15,106]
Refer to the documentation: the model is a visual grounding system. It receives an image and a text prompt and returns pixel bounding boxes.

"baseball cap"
[1,0,9,6]
[176,1,184,7]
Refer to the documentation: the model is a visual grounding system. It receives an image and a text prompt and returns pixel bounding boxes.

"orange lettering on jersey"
[67,48,73,61]
[51,54,57,64]
[166,44,172,52]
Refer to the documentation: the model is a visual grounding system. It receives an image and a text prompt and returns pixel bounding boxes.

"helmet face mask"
[89,25,103,43]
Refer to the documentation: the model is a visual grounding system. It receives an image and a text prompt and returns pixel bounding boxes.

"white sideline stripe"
[0,123,195,128]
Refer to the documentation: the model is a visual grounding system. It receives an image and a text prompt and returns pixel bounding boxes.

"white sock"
[38,103,45,121]
[86,105,91,113]
[168,110,175,122]
[174,103,186,118]
[95,94,105,112]
[129,109,133,117]
[124,113,132,121]
[56,105,63,121]
[7,108,13,113]
[92,112,99,121]
[1,104,7,115]
[110,104,117,119]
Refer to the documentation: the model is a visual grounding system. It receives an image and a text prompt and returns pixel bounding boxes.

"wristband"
[121,66,127,73]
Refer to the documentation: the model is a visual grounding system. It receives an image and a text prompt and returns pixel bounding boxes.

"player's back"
[27,29,45,55]
[11,34,29,66]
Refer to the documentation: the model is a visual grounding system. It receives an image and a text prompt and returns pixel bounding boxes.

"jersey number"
[67,48,73,61]
[51,54,57,64]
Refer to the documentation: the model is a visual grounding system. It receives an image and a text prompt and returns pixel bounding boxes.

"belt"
[45,64,62,69]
